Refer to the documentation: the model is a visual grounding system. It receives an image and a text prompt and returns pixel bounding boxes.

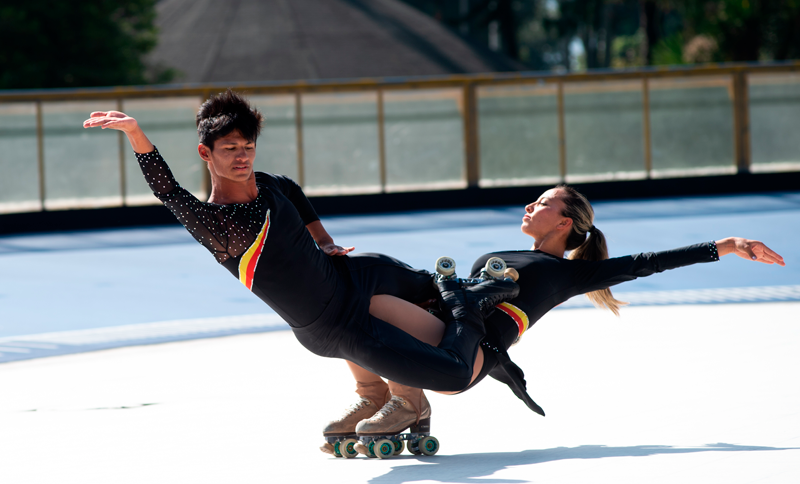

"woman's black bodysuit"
[463,244,720,413]
[137,148,485,391]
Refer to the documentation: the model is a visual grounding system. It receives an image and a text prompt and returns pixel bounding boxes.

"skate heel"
[410,417,431,434]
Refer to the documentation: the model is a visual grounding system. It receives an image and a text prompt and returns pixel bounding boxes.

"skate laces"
[338,397,372,419]
[372,396,406,419]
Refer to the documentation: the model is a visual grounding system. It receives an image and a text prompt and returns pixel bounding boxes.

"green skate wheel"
[332,441,343,457]
[392,440,405,456]
[484,257,507,279]
[374,439,395,459]
[418,436,439,456]
[340,438,359,459]
[435,256,456,276]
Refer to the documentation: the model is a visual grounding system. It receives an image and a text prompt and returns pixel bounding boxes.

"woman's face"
[521,188,568,239]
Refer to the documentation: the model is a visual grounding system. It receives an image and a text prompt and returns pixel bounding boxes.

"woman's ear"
[558,217,573,232]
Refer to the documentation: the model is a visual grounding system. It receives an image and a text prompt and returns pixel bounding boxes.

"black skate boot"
[432,256,519,388]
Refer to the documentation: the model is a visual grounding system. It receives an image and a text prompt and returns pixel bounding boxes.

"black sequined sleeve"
[135,147,230,262]
[571,241,720,295]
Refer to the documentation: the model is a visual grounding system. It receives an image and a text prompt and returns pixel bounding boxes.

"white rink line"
[0,314,288,363]
[1,284,798,364]
[560,284,800,308]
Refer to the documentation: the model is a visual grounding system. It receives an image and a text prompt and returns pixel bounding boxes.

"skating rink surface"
[1,192,799,483]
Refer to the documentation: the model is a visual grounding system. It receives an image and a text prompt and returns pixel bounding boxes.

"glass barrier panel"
[563,80,645,181]
[478,83,560,186]
[301,92,380,195]
[0,103,40,213]
[251,95,298,181]
[383,89,465,191]
[649,76,735,177]
[749,73,800,173]
[42,101,122,209]
[122,97,203,205]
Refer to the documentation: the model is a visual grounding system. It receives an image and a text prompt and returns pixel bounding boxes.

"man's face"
[198,130,256,182]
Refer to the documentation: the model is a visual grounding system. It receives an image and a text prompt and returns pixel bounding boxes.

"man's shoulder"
[255,171,296,186]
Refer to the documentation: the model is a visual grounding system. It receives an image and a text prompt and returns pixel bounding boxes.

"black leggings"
[291,253,485,392]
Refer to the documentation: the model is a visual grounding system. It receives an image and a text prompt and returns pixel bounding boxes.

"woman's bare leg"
[368,295,486,394]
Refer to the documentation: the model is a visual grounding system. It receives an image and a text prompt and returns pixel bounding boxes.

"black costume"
[136,148,484,392]
[463,244,720,414]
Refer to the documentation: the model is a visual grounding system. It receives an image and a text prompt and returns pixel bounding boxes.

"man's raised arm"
[83,111,154,154]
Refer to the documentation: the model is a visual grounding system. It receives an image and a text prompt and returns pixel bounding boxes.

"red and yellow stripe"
[496,302,530,339]
[238,210,270,291]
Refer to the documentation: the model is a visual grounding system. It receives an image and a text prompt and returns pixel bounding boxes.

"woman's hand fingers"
[752,241,786,266]
[739,240,786,266]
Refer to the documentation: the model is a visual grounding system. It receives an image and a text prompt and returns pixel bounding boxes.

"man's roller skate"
[320,386,390,458]
[354,391,439,458]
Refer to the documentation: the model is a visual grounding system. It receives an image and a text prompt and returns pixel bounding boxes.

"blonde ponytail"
[557,185,628,316]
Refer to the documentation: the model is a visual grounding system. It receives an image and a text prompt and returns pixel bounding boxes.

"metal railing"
[1,61,799,214]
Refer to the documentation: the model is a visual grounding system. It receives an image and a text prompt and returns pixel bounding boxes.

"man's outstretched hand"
[83,111,154,153]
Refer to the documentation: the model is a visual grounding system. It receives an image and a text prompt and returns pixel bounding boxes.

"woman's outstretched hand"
[716,237,786,266]
[319,242,355,256]
[83,111,154,153]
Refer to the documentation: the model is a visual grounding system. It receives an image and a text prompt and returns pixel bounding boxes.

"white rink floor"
[2,302,798,484]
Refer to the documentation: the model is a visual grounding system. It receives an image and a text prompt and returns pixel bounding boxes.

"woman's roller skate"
[434,255,520,326]
[353,387,439,458]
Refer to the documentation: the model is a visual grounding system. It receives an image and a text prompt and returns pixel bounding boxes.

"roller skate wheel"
[340,438,359,459]
[408,439,422,455]
[503,267,519,282]
[484,257,507,279]
[392,440,405,456]
[419,436,439,456]
[435,256,456,276]
[374,439,396,459]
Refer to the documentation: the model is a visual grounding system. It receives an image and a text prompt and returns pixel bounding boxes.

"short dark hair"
[196,90,263,149]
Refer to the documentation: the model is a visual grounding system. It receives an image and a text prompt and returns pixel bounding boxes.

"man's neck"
[208,174,259,205]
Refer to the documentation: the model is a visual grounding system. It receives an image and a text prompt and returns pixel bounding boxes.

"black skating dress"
[463,244,721,414]
[136,148,486,392]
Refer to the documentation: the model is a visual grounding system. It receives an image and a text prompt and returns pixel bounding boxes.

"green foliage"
[651,33,684,66]
[0,0,171,89]
[664,0,800,62]
[610,31,646,68]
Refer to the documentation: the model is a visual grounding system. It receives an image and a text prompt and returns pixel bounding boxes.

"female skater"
[82,91,518,397]
[324,184,785,456]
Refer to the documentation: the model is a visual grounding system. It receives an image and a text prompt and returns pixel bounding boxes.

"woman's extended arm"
[715,237,786,265]
[83,111,154,154]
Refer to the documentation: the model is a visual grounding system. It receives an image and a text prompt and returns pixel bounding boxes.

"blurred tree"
[671,0,800,63]
[0,0,172,89]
